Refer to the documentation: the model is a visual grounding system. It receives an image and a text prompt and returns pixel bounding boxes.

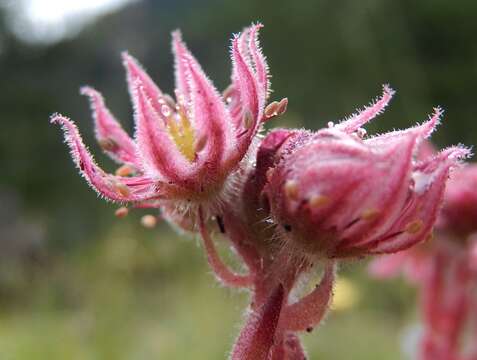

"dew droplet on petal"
[356,128,367,138]
[161,104,172,117]
[327,121,335,128]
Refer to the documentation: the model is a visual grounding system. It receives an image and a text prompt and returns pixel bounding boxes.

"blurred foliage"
[0,0,476,358]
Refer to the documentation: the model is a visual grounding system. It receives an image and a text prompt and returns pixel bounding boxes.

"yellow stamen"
[166,103,196,162]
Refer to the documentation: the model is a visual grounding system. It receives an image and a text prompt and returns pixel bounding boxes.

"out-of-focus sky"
[1,0,136,44]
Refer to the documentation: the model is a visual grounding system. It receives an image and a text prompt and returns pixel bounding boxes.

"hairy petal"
[172,30,192,103]
[122,52,164,116]
[367,146,470,254]
[182,50,235,168]
[336,85,395,133]
[132,81,193,181]
[80,86,139,166]
[51,114,158,202]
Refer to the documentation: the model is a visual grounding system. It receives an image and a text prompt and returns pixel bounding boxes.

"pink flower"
[262,88,469,259]
[51,24,275,212]
[369,147,477,360]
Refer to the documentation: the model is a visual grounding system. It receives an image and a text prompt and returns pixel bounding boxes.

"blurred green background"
[0,0,476,358]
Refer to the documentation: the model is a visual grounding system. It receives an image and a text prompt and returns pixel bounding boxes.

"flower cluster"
[52,24,468,359]
[370,143,477,360]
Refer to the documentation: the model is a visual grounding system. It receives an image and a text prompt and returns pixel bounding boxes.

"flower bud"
[263,111,468,259]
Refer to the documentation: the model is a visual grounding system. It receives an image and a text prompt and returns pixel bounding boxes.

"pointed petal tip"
[382,83,396,96]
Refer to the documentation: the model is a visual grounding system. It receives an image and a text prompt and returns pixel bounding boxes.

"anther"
[98,138,118,152]
[113,181,131,197]
[284,180,299,200]
[309,194,329,209]
[264,101,279,118]
[141,214,157,228]
[115,206,129,218]
[276,98,288,116]
[361,208,380,221]
[405,219,423,234]
[243,109,254,129]
[115,164,135,177]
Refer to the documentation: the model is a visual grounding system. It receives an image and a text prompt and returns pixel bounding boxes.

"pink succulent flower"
[51,24,274,213]
[262,90,468,259]
[51,23,469,360]
[370,150,477,360]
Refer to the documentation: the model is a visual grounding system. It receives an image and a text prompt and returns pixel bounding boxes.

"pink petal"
[231,33,260,128]
[367,146,469,254]
[80,86,139,166]
[231,284,285,360]
[171,30,192,104]
[51,114,159,202]
[122,52,164,116]
[132,81,193,181]
[248,23,270,101]
[182,51,236,168]
[336,84,395,133]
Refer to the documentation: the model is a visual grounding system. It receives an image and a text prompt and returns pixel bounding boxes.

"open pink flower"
[51,24,276,213]
[262,88,469,259]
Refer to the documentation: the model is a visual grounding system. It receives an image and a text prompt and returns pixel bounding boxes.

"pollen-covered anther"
[115,164,135,177]
[284,180,299,200]
[112,180,131,197]
[309,194,330,209]
[243,109,254,129]
[264,98,288,119]
[276,98,288,116]
[405,219,424,234]
[141,214,157,228]
[264,101,279,118]
[98,137,118,152]
[115,206,129,218]
[361,208,380,221]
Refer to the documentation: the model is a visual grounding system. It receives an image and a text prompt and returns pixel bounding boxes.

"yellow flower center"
[160,96,196,163]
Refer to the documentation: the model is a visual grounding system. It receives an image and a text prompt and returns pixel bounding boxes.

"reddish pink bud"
[439,164,477,236]
[263,102,468,259]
